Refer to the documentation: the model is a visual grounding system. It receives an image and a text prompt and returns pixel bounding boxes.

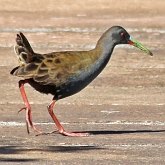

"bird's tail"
[14,32,35,65]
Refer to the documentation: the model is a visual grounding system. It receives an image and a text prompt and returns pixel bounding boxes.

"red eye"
[120,32,124,37]
[120,32,125,40]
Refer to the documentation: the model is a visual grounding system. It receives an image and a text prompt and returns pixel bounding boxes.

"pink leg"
[19,80,42,134]
[48,99,89,137]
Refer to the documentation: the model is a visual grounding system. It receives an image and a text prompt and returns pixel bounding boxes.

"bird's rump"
[14,32,35,65]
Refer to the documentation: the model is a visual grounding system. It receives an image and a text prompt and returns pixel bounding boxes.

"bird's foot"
[27,123,42,134]
[59,130,89,137]
[36,130,89,137]
[18,107,42,134]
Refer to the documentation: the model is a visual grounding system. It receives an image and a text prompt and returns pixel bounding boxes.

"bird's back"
[13,50,100,83]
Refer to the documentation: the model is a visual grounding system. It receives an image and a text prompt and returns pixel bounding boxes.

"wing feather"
[13,51,94,86]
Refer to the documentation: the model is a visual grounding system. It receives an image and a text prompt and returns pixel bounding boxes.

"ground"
[0,0,165,164]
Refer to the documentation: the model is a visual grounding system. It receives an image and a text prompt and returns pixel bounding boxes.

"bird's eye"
[120,32,124,36]
[120,32,125,38]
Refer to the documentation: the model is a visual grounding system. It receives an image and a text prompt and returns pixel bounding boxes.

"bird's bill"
[128,37,153,56]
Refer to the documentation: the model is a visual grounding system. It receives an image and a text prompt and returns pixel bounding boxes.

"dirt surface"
[0,0,165,164]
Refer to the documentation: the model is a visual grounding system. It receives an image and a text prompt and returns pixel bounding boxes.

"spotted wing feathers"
[14,32,34,65]
[12,51,95,86]
[11,33,98,87]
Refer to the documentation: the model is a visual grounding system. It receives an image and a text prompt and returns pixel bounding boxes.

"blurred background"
[0,0,165,164]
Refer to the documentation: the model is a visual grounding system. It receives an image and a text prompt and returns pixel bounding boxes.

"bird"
[10,26,153,137]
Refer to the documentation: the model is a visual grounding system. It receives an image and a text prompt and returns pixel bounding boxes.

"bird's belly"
[28,75,92,100]
[56,77,92,99]
[56,62,104,99]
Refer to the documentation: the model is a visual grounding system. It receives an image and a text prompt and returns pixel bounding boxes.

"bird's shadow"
[77,129,165,135]
[0,129,164,162]
[0,145,103,162]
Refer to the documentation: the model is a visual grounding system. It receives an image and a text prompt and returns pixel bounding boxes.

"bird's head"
[108,26,153,56]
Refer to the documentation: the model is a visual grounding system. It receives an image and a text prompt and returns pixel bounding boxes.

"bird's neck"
[96,31,116,56]
[84,36,115,81]
[92,36,116,68]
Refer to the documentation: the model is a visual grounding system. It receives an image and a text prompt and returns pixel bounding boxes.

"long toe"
[61,131,90,137]
[35,130,58,136]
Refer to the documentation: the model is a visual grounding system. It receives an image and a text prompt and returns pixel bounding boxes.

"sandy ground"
[0,0,165,164]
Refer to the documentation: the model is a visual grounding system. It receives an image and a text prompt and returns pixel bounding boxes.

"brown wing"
[13,51,96,86]
[14,32,35,66]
